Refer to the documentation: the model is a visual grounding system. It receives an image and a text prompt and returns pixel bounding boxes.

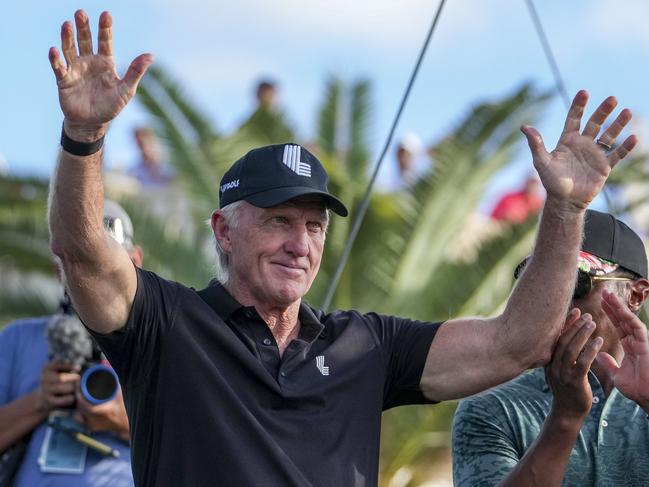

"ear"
[627,278,649,313]
[128,245,144,268]
[211,210,233,253]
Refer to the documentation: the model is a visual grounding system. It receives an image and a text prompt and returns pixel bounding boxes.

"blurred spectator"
[396,132,424,187]
[127,127,174,189]
[378,132,428,191]
[256,80,278,108]
[490,175,544,223]
[238,79,294,143]
[0,200,137,487]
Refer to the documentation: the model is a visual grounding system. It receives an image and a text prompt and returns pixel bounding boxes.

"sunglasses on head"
[513,257,634,300]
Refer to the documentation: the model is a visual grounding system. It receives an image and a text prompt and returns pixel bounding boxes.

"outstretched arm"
[48,10,152,334]
[421,91,637,400]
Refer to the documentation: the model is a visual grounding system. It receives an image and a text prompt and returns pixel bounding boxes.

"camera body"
[47,308,119,406]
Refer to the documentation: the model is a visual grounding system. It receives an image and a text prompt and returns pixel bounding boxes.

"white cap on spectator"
[398,133,423,155]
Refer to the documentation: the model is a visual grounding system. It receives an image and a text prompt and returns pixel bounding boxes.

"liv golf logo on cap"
[282,145,311,177]
[220,179,239,193]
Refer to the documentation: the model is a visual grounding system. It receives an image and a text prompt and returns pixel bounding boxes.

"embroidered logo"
[315,355,329,376]
[220,179,240,193]
[282,145,311,177]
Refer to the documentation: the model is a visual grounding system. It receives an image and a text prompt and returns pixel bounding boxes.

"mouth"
[271,262,307,274]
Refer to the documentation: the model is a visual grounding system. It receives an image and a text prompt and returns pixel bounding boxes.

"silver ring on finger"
[596,138,612,152]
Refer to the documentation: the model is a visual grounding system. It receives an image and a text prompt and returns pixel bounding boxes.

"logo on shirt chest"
[315,355,329,376]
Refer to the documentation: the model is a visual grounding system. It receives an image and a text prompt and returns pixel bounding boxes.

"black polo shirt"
[91,268,441,487]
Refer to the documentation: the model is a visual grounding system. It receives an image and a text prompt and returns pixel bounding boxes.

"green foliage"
[237,105,295,145]
[118,198,214,288]
[380,402,458,485]
[309,84,551,322]
[0,283,57,326]
[136,65,223,219]
[0,175,59,325]
[0,175,51,273]
[306,76,374,309]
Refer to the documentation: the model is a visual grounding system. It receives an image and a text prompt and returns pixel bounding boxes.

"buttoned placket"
[240,307,283,380]
[597,388,618,446]
[237,306,323,384]
[586,371,615,449]
[277,318,324,385]
[203,282,323,384]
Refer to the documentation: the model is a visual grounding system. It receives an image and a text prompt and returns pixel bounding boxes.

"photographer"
[0,200,141,487]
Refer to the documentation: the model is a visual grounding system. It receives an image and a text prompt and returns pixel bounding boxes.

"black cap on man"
[219,143,348,217]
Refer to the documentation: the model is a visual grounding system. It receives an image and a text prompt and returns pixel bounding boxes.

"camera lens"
[81,364,118,405]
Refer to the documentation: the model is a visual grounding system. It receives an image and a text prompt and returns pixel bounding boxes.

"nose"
[284,227,309,258]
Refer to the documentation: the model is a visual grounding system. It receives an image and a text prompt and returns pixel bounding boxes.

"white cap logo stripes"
[282,145,311,177]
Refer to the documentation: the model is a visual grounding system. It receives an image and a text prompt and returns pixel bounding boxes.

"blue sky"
[2,0,648,212]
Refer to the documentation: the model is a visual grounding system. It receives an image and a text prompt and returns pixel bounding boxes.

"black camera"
[47,299,119,406]
[79,343,119,406]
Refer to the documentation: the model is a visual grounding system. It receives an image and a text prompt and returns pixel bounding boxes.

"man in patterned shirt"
[452,209,649,486]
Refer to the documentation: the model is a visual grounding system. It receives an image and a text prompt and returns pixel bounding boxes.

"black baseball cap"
[582,209,647,278]
[514,209,648,279]
[218,143,348,217]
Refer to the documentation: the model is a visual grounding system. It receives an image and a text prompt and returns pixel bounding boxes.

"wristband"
[60,124,105,156]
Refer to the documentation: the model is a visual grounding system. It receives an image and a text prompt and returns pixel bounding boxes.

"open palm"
[598,290,649,407]
[521,91,637,209]
[49,10,152,136]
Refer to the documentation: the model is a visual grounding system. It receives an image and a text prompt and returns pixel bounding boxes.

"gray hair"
[212,201,245,285]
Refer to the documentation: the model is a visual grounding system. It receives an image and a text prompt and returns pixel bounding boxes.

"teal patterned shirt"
[452,368,649,486]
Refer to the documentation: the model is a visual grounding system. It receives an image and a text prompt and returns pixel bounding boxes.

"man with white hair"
[47,9,638,487]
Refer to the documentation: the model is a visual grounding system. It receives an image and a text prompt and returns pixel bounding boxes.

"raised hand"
[545,309,602,420]
[597,290,649,410]
[48,10,152,141]
[521,90,637,210]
